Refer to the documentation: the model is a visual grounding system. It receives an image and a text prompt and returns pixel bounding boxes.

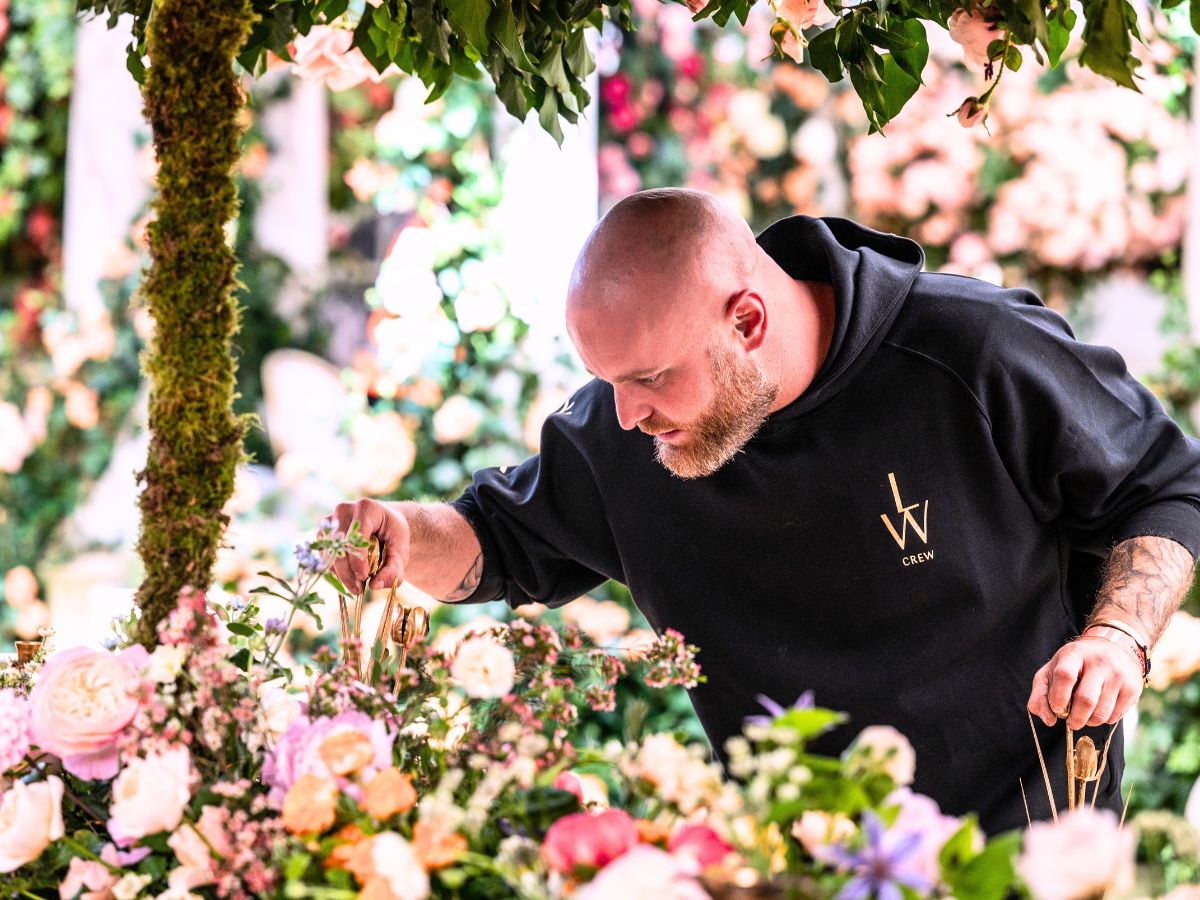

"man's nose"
[613,383,651,431]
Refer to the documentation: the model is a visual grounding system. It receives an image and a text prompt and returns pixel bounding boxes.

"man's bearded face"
[640,344,778,479]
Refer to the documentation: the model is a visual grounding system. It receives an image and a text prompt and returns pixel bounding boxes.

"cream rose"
[30,645,149,780]
[0,776,64,873]
[846,725,916,785]
[1016,807,1134,899]
[432,395,484,445]
[108,747,195,845]
[450,636,516,698]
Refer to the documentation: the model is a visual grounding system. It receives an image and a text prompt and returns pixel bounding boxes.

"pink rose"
[29,645,149,780]
[542,809,639,875]
[576,845,708,899]
[1017,807,1134,900]
[0,688,31,773]
[778,0,836,30]
[108,747,195,846]
[59,852,117,900]
[668,823,734,869]
[291,26,391,92]
[166,805,231,890]
[947,8,1001,69]
[0,776,64,873]
[953,97,989,129]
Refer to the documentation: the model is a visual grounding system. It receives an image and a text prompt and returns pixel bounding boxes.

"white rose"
[1016,807,1134,899]
[258,683,303,745]
[0,776,64,873]
[108,747,194,844]
[145,645,189,683]
[451,637,515,699]
[371,831,430,899]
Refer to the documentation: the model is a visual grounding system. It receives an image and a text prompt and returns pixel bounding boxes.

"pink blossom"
[29,645,149,780]
[0,689,31,773]
[541,809,639,875]
[0,776,64,873]
[263,711,395,808]
[778,0,836,30]
[947,8,1001,69]
[668,823,734,869]
[107,747,195,846]
[885,788,967,885]
[290,26,393,92]
[1017,807,1134,899]
[575,844,708,899]
[59,846,122,900]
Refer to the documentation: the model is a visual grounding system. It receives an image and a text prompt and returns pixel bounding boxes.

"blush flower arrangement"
[0,527,1146,899]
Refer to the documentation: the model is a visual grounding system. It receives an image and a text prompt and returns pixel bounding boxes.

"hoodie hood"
[756,215,925,421]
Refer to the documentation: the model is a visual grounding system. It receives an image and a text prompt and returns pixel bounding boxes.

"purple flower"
[829,811,931,900]
[264,617,287,636]
[295,542,325,573]
[743,690,815,728]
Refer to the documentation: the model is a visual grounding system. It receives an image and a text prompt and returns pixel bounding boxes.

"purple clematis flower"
[829,811,931,900]
[743,689,815,729]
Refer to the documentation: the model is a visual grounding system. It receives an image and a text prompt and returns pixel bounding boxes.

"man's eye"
[639,374,661,386]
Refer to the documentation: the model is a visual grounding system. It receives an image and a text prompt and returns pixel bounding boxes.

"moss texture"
[133,0,255,645]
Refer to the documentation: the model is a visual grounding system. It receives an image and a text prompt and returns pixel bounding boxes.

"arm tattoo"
[444,552,484,603]
[1087,535,1196,645]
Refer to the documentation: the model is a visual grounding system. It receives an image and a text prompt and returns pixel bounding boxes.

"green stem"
[979,31,1014,104]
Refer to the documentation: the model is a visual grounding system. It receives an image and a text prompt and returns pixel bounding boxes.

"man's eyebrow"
[584,366,660,383]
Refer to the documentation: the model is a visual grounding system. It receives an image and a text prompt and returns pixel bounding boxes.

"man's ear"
[725,289,767,351]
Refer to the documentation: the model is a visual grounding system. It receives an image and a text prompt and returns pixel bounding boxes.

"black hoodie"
[450,215,1200,834]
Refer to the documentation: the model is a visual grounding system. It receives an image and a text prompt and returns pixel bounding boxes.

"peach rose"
[1016,807,1134,899]
[59,852,118,900]
[362,768,418,820]
[0,776,64,873]
[30,645,149,780]
[777,0,836,30]
[166,805,230,891]
[432,395,483,445]
[282,773,339,835]
[319,730,376,776]
[792,809,857,862]
[412,818,467,869]
[108,747,195,845]
[450,636,515,698]
[63,383,99,430]
[948,8,1001,69]
[291,26,387,92]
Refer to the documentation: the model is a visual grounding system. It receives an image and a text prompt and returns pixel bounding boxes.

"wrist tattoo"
[1088,535,1195,647]
[444,552,484,602]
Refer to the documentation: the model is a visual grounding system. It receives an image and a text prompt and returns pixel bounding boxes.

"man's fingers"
[1067,665,1106,730]
[1106,682,1139,725]
[1086,677,1120,727]
[369,513,411,590]
[327,500,383,594]
[1047,650,1084,722]
[1027,662,1058,726]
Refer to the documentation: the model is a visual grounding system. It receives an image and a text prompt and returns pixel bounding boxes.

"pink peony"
[107,747,195,846]
[0,688,31,773]
[575,844,708,899]
[542,809,639,875]
[1016,807,1134,900]
[263,711,396,808]
[947,8,1001,69]
[29,645,149,780]
[668,823,734,869]
[0,776,64,873]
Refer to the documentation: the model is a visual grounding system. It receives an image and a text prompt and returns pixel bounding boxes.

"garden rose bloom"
[412,818,468,869]
[320,729,377,776]
[369,831,430,899]
[777,0,836,30]
[575,844,708,899]
[554,770,610,808]
[450,636,516,698]
[258,682,303,745]
[432,395,483,445]
[542,809,639,875]
[264,711,396,806]
[561,598,630,645]
[145,645,189,684]
[668,823,734,868]
[1148,610,1200,690]
[948,8,1001,69]
[1016,807,1134,899]
[30,645,149,780]
[954,97,988,129]
[63,382,100,430]
[60,851,118,900]
[362,768,418,819]
[0,688,31,773]
[0,776,64,873]
[846,725,916,785]
[166,804,231,890]
[108,747,195,845]
[282,774,339,835]
[792,809,857,861]
[291,26,386,92]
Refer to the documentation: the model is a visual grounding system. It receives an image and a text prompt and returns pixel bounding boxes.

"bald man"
[331,188,1200,834]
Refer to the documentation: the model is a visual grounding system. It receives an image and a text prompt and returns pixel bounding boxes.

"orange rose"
[282,774,339,835]
[358,877,395,900]
[320,730,377,776]
[325,825,370,875]
[361,769,417,820]
[412,819,467,870]
[635,818,673,845]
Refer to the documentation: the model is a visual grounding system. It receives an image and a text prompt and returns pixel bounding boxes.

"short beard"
[648,344,778,479]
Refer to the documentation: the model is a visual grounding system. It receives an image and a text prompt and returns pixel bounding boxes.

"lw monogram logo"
[880,472,930,553]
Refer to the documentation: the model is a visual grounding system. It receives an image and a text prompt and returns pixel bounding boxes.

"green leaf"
[490,1,537,71]
[538,42,571,93]
[848,62,888,133]
[773,707,848,741]
[565,27,595,78]
[445,0,491,51]
[1004,45,1023,70]
[1078,0,1139,89]
[538,90,565,145]
[323,572,349,596]
[808,27,844,81]
[411,2,451,63]
[986,38,1006,61]
[862,23,918,52]
[947,832,1021,900]
[1046,8,1077,67]
[227,622,257,637]
[885,18,927,85]
[125,42,146,82]
[230,648,252,672]
[496,68,531,119]
[1192,0,1200,36]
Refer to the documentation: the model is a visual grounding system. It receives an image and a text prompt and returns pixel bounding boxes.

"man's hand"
[328,498,412,594]
[1027,636,1144,729]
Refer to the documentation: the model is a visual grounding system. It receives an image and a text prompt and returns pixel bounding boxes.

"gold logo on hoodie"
[880,472,930,557]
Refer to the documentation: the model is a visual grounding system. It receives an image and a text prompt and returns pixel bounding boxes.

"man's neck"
[767,277,836,413]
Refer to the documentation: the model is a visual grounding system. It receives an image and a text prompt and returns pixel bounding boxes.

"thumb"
[369,520,410,590]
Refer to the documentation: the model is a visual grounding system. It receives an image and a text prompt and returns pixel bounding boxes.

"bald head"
[567,188,761,318]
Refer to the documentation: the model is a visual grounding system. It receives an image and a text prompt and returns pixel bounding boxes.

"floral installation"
[4,527,1176,898]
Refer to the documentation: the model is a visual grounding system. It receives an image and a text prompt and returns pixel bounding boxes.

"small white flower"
[112,873,152,900]
[145,645,189,683]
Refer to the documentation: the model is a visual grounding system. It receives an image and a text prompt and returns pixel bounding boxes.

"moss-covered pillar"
[133,0,254,645]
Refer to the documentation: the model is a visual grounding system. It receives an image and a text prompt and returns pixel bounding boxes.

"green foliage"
[132,0,253,645]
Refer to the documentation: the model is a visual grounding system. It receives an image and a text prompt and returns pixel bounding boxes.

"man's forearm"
[1087,535,1196,646]
[389,501,485,603]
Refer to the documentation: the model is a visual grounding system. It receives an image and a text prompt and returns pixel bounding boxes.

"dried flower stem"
[1028,712,1058,822]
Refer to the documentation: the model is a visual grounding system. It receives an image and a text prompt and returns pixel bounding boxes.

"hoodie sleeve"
[979,288,1200,560]
[448,387,623,609]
